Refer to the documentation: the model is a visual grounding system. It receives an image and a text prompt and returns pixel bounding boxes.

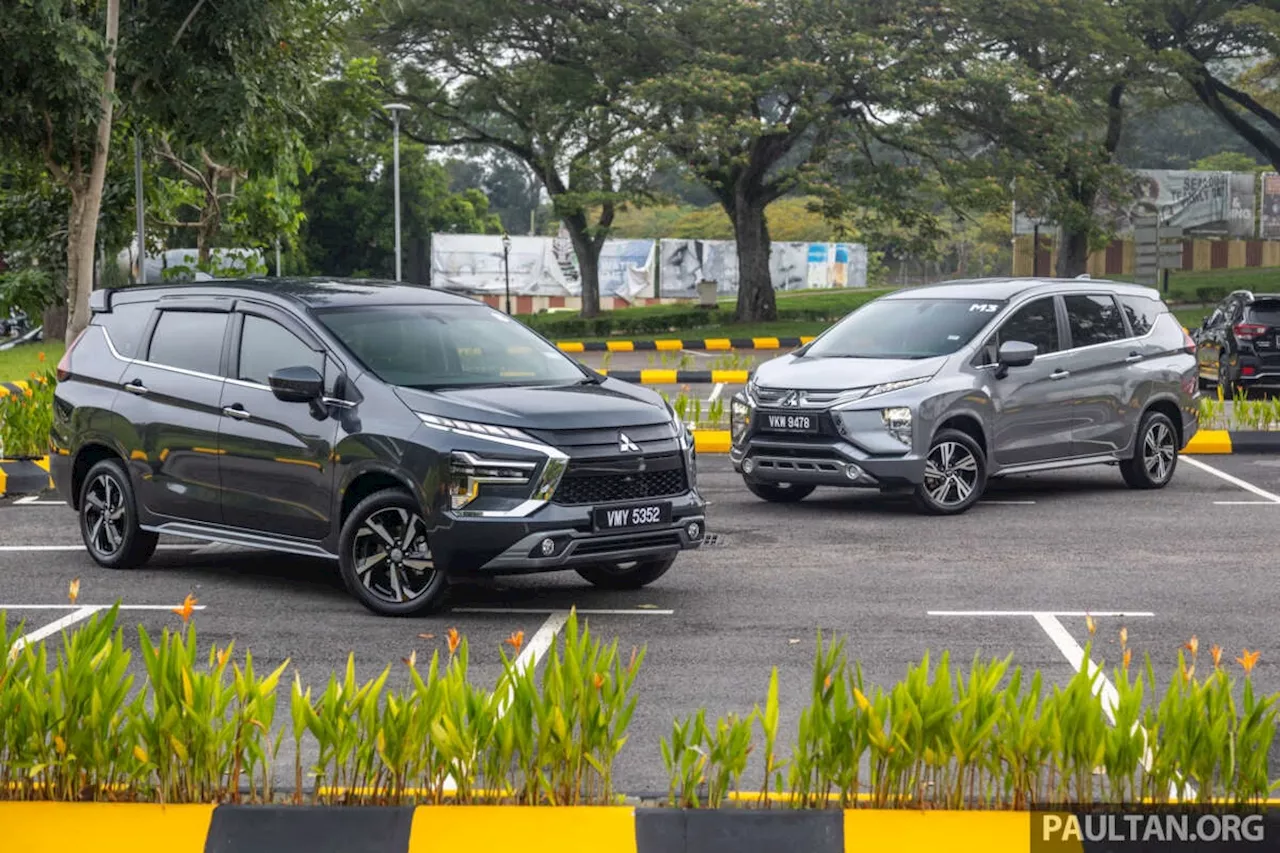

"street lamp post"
[383,102,410,282]
[502,233,512,315]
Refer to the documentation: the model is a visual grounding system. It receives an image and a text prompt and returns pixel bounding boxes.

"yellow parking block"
[556,342,585,353]
[703,338,732,350]
[655,339,684,351]
[0,803,216,853]
[409,806,636,853]
[605,340,635,352]
[752,337,781,349]
[1183,430,1231,454]
[694,430,732,453]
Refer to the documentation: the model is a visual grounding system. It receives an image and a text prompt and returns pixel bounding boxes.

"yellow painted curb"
[752,336,781,349]
[1184,430,1231,454]
[0,465,6,496]
[693,430,732,453]
[605,340,635,352]
[409,806,637,853]
[556,341,585,353]
[0,803,216,853]
[703,338,733,351]
[844,810,1041,853]
[654,339,684,351]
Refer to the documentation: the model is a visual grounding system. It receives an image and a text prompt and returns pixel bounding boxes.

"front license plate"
[593,503,672,531]
[762,412,818,433]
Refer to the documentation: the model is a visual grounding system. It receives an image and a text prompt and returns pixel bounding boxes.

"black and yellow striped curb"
[598,369,750,384]
[557,336,815,353]
[0,379,32,398]
[0,804,1148,853]
[0,456,53,497]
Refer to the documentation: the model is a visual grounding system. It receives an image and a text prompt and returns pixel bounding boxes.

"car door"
[114,302,231,524]
[983,295,1074,465]
[217,307,341,540]
[1196,299,1231,381]
[1059,293,1134,457]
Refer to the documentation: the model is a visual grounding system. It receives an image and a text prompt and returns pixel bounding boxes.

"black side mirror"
[268,365,323,403]
[995,340,1037,378]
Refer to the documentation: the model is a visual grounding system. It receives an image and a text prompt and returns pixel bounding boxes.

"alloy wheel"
[351,507,435,604]
[84,473,127,557]
[1143,421,1176,483]
[923,441,980,508]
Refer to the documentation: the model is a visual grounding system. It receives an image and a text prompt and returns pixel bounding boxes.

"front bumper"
[730,435,926,489]
[431,490,706,575]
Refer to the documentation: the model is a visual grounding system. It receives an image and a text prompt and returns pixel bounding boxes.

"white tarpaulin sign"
[660,240,866,295]
[598,239,657,299]
[1014,169,1257,238]
[430,234,580,296]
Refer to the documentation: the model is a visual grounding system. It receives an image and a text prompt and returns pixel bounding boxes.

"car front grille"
[752,386,855,408]
[553,465,688,506]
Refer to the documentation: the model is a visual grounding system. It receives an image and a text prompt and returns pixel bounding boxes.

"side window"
[95,301,153,358]
[1228,299,1245,324]
[147,311,228,375]
[1064,294,1127,348]
[995,297,1061,359]
[237,314,324,386]
[1118,295,1160,337]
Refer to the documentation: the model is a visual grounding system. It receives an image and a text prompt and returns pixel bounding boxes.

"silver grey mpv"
[730,278,1200,514]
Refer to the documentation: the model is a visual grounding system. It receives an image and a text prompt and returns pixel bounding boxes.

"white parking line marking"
[929,610,1154,617]
[453,607,674,616]
[707,382,725,404]
[12,496,64,506]
[979,500,1037,505]
[1212,500,1279,505]
[0,604,209,610]
[1181,455,1280,503]
[9,606,103,659]
[0,544,201,552]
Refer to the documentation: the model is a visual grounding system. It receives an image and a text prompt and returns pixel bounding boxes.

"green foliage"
[0,371,55,459]
[1191,152,1266,173]
[0,270,59,323]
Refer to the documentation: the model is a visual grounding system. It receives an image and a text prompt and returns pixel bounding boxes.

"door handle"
[123,380,149,395]
[222,405,251,420]
[1125,352,1143,363]
[1049,369,1070,380]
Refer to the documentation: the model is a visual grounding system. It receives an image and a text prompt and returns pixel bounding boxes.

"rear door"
[1060,293,1133,457]
[984,296,1074,465]
[217,307,341,540]
[1239,298,1280,378]
[115,302,231,524]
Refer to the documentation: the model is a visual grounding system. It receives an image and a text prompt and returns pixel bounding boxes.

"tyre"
[78,458,158,569]
[338,489,446,616]
[912,428,987,515]
[744,480,816,503]
[1218,360,1238,398]
[1121,410,1178,490]
[576,554,677,590]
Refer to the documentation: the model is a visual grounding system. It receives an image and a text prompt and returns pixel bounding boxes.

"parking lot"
[2,450,1278,795]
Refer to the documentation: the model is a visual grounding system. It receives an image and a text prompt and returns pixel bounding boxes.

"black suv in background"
[1194,289,1280,396]
[51,279,705,615]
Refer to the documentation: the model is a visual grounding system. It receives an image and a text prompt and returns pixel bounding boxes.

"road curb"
[1185,430,1280,454]
[0,804,1038,853]
[0,456,52,498]
[557,336,814,353]
[600,369,751,384]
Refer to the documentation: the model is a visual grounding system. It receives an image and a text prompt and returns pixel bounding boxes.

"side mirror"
[268,365,323,403]
[995,340,1037,376]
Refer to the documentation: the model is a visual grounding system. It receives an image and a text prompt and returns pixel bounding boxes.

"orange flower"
[446,627,460,656]
[505,630,525,655]
[592,672,605,691]
[1085,613,1096,636]
[68,578,80,605]
[216,646,231,668]
[1182,663,1196,683]
[1237,649,1261,676]
[37,352,46,362]
[1122,648,1132,671]
[402,649,417,669]
[823,674,833,691]
[1118,626,1127,649]
[1184,636,1199,659]
[171,594,197,623]
[1211,645,1223,669]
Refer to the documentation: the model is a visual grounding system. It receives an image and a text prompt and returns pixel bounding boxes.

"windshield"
[315,304,589,390]
[804,297,1006,359]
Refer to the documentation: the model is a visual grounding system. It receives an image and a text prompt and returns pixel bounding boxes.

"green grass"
[0,340,63,382]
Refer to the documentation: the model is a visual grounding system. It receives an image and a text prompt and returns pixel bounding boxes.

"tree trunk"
[65,0,120,343]
[1055,229,1089,278]
[43,301,68,343]
[731,197,776,323]
[563,217,601,318]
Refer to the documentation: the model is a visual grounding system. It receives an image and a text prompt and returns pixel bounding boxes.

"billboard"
[1261,173,1280,240]
[659,239,867,296]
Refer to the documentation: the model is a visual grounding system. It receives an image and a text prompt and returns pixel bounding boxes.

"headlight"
[419,413,537,443]
[866,376,932,398]
[730,396,751,444]
[881,407,913,446]
[448,451,537,510]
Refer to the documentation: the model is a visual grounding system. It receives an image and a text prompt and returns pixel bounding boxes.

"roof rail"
[1075,274,1091,280]
[1229,289,1254,299]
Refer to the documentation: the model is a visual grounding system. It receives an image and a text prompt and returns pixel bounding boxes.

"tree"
[370,0,654,317]
[445,152,542,236]
[0,0,122,341]
[626,0,941,321]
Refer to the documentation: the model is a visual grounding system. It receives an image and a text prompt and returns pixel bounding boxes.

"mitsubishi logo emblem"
[780,390,802,408]
[618,432,641,453]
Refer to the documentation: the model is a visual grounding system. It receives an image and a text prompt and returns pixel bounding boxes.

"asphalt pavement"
[1,452,1277,795]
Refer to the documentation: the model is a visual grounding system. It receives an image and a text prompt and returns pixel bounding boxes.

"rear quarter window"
[1246,300,1280,326]
[1117,295,1163,337]
[93,301,154,359]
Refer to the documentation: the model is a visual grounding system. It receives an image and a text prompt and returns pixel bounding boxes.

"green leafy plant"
[0,369,55,458]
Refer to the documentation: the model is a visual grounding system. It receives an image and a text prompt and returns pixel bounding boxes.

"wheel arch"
[69,442,127,511]
[1141,397,1185,450]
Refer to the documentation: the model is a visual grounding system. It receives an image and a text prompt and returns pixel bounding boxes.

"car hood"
[395,380,670,430]
[753,353,950,391]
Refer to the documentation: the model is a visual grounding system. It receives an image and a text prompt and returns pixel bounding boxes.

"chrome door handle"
[123,381,149,395]
[222,406,251,420]
[1049,369,1070,380]
[1125,352,1143,363]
